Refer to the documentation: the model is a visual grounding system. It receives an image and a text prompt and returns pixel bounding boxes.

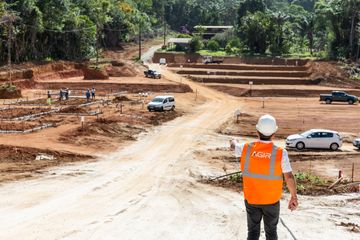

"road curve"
[0,54,357,240]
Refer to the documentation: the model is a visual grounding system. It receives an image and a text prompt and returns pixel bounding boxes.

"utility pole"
[2,13,16,85]
[96,24,100,68]
[163,2,166,47]
[138,23,142,60]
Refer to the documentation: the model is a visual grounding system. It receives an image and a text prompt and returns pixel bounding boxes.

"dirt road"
[0,53,358,239]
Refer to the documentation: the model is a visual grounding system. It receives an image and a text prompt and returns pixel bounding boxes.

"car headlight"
[287,139,296,142]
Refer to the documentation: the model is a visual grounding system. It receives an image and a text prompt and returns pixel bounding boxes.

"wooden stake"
[328,177,343,189]
[352,163,355,182]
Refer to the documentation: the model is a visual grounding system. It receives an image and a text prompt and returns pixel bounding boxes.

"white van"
[147,95,175,112]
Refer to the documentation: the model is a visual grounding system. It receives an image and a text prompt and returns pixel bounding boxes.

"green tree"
[268,11,289,55]
[239,11,271,54]
[238,0,266,22]
[189,36,203,52]
[207,39,220,51]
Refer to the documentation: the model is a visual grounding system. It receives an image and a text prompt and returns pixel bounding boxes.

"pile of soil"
[313,61,360,88]
[144,111,183,126]
[59,106,88,114]
[18,98,89,106]
[0,121,38,131]
[0,84,22,99]
[82,65,109,80]
[112,96,131,103]
[0,144,92,183]
[57,98,88,106]
[58,110,183,149]
[59,119,145,148]
[107,65,137,77]
[0,107,47,119]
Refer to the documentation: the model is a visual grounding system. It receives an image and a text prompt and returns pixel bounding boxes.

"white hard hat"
[256,114,278,136]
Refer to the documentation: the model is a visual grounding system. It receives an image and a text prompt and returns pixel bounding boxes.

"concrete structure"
[167,38,192,51]
[194,25,234,39]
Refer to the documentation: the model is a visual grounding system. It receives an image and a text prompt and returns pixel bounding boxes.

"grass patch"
[0,83,17,92]
[197,50,230,57]
[351,74,360,80]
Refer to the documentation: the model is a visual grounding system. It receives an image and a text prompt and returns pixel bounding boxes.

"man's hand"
[288,196,298,211]
[284,172,298,211]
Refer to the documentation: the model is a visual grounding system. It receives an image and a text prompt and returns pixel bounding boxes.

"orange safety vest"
[240,142,283,205]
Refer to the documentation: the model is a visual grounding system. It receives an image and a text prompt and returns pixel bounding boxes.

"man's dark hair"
[258,131,273,141]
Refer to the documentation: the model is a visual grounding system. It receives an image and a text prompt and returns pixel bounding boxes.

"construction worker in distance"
[230,114,298,240]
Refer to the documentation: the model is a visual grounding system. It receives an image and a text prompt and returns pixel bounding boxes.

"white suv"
[147,96,175,112]
[286,129,342,151]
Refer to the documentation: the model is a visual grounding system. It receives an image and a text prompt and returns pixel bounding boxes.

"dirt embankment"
[312,61,360,88]
[0,88,22,99]
[210,85,360,98]
[0,107,49,119]
[18,98,89,106]
[59,110,183,150]
[0,144,93,183]
[36,82,193,93]
[217,98,360,139]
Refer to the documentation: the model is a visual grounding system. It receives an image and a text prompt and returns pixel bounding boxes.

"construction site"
[0,34,358,240]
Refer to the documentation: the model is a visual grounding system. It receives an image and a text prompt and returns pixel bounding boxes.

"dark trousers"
[245,200,280,240]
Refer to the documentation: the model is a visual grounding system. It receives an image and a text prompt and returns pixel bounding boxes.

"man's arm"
[284,172,298,211]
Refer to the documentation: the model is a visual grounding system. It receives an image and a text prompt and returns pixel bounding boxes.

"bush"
[175,44,186,52]
[177,33,192,38]
[189,36,203,53]
[229,38,242,48]
[225,44,241,55]
[212,29,236,48]
[207,39,220,51]
[0,83,17,92]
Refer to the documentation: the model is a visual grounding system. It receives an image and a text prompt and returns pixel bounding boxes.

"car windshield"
[300,130,313,137]
[152,97,164,103]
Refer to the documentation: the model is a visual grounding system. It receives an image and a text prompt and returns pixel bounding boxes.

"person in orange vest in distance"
[230,114,298,240]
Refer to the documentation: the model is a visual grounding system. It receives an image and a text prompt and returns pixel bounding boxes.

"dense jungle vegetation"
[0,0,359,62]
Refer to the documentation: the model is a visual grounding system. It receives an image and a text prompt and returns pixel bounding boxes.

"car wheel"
[160,107,164,112]
[348,99,354,105]
[171,106,175,111]
[296,142,305,150]
[325,99,332,104]
[330,143,339,151]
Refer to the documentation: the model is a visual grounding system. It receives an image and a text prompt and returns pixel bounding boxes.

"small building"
[167,38,192,51]
[194,25,234,39]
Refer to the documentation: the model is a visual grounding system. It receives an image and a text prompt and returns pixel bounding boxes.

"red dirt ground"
[218,97,360,139]
[0,107,49,119]
[0,144,93,183]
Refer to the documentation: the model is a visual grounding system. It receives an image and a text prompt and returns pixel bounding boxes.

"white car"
[286,129,342,151]
[147,95,175,112]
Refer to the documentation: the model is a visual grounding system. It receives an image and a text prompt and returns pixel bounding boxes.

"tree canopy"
[0,0,359,62]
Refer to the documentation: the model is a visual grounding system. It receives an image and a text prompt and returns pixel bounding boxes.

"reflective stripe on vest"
[242,143,282,180]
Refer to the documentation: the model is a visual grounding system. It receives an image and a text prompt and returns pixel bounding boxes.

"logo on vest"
[251,151,271,159]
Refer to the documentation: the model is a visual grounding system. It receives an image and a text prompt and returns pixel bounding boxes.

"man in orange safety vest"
[230,114,298,240]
